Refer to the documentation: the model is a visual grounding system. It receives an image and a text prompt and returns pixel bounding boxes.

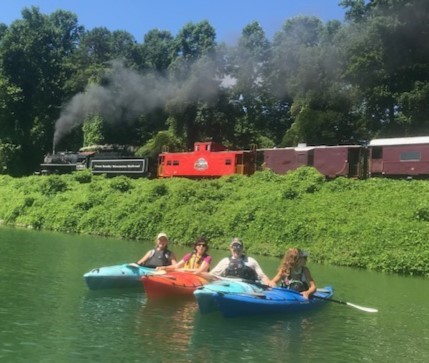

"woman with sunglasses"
[157,236,212,273]
[269,248,316,299]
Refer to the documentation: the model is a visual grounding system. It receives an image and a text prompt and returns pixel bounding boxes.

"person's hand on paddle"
[266,280,277,288]
[301,290,311,299]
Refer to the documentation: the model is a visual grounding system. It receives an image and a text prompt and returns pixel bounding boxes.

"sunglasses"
[196,243,206,247]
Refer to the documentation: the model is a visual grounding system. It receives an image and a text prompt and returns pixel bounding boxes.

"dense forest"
[1,0,429,176]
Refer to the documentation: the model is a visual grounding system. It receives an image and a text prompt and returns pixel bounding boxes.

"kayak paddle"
[312,295,378,313]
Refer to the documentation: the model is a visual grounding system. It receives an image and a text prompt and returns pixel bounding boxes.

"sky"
[1,0,346,44]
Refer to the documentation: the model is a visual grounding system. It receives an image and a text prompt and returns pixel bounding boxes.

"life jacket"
[281,268,309,292]
[144,248,172,268]
[223,256,258,281]
[183,253,209,270]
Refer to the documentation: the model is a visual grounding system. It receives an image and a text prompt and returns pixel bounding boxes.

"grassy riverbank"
[1,168,428,276]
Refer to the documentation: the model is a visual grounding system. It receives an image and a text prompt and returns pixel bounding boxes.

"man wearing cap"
[209,238,271,285]
[134,232,177,268]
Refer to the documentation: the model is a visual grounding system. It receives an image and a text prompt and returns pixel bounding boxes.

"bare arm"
[301,267,316,299]
[158,259,185,271]
[169,252,178,266]
[193,260,210,274]
[193,271,219,281]
[269,270,284,287]
[136,250,152,266]
[249,258,271,285]
[195,258,228,280]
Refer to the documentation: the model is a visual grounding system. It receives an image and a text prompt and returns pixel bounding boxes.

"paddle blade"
[346,302,378,313]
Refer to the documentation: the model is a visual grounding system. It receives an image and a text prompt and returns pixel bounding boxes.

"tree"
[0,7,82,174]
[173,21,216,61]
[167,21,221,149]
[0,140,21,175]
[141,29,175,72]
[227,22,277,146]
[340,0,429,137]
[269,16,361,145]
[82,115,104,146]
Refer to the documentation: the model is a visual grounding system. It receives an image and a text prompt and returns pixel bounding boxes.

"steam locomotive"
[39,145,151,177]
[39,136,429,179]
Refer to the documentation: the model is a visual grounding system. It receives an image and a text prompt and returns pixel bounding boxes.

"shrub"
[40,176,68,196]
[74,170,92,184]
[413,206,429,221]
[109,176,132,192]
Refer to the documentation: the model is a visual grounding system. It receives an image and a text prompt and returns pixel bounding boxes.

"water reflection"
[189,308,335,362]
[135,297,197,362]
[76,290,148,361]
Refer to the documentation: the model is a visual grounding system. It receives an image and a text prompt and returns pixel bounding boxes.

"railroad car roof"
[258,145,361,151]
[369,136,429,146]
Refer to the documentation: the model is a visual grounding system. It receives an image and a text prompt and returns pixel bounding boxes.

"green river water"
[0,226,428,362]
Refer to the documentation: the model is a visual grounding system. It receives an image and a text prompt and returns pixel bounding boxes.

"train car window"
[225,159,232,165]
[173,160,179,165]
[167,160,172,166]
[400,151,420,161]
[205,144,210,151]
[372,147,383,159]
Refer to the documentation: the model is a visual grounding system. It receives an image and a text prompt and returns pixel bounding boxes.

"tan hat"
[230,237,243,248]
[157,232,168,240]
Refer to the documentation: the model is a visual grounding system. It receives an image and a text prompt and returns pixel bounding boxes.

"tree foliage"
[1,2,429,174]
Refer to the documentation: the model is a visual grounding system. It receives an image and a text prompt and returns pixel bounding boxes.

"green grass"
[1,167,428,276]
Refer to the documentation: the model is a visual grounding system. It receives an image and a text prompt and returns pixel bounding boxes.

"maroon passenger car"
[368,136,429,178]
[259,144,364,178]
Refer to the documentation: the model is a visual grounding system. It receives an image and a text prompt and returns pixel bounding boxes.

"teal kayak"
[193,279,266,314]
[214,285,334,318]
[83,263,155,290]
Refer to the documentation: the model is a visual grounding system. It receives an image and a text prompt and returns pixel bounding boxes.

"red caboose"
[157,142,256,178]
[369,136,429,177]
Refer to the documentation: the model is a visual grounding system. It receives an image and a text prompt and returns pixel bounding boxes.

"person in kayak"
[205,238,271,284]
[157,236,212,273]
[269,248,316,299]
[132,232,177,268]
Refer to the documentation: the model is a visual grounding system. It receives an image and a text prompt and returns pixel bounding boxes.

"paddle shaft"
[313,295,348,305]
[312,295,378,313]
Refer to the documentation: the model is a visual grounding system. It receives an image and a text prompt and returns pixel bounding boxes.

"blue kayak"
[193,279,266,314]
[215,285,334,318]
[83,263,155,290]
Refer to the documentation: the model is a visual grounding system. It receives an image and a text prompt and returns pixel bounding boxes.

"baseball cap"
[230,237,243,248]
[157,232,168,240]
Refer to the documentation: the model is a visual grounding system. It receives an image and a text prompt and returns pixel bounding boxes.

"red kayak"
[141,271,208,298]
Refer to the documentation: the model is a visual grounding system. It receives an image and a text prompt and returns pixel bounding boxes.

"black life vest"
[144,248,172,268]
[223,256,258,281]
[281,269,309,292]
